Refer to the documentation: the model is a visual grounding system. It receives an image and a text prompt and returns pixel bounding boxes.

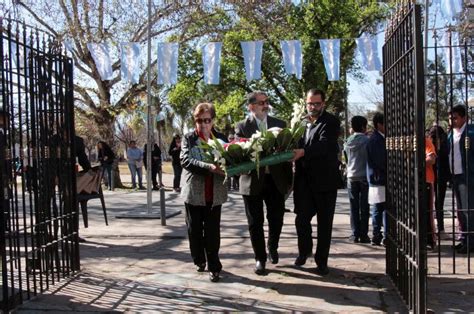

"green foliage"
[166,1,387,130]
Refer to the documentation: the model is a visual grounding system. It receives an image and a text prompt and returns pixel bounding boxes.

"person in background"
[344,116,370,244]
[448,105,474,254]
[180,103,227,283]
[429,125,450,239]
[144,143,163,191]
[366,112,387,246]
[425,136,437,250]
[127,140,144,190]
[97,141,115,191]
[75,135,91,172]
[169,134,182,192]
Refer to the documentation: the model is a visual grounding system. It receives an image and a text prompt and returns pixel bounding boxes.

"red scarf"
[197,130,213,203]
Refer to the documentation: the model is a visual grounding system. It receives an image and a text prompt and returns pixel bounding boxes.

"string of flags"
[78,32,462,84]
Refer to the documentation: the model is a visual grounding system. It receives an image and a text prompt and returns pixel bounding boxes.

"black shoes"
[255,260,266,275]
[314,266,329,276]
[457,245,474,254]
[348,235,359,243]
[371,236,382,246]
[359,236,371,244]
[268,248,279,264]
[294,254,310,267]
[196,263,206,272]
[209,271,220,282]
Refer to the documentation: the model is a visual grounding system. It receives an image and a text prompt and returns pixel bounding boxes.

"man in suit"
[448,105,474,254]
[292,89,341,276]
[235,91,293,275]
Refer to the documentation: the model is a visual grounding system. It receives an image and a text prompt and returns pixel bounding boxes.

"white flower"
[242,141,252,150]
[251,131,262,140]
[212,149,221,159]
[291,99,306,128]
[267,127,282,137]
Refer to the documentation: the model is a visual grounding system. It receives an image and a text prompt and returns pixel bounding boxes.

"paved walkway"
[16,172,473,312]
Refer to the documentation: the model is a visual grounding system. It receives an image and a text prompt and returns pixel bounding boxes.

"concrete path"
[15,172,473,312]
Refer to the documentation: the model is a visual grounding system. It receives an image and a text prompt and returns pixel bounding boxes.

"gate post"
[383,3,426,313]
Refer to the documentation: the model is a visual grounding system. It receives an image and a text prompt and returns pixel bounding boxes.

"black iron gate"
[1,19,79,311]
[383,3,426,313]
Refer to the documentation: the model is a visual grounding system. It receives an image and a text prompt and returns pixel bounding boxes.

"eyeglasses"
[253,100,270,106]
[195,118,212,124]
[306,102,323,106]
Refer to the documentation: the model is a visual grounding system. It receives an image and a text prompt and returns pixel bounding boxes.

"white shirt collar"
[454,122,466,136]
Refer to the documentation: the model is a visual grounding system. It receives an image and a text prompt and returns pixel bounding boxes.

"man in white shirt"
[448,105,474,254]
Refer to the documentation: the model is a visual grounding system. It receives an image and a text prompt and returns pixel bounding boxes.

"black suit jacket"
[235,115,293,196]
[293,111,342,212]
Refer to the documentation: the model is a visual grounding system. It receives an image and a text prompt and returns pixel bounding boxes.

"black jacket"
[98,144,115,166]
[235,115,293,196]
[366,130,386,186]
[293,111,342,212]
[168,140,182,166]
[143,144,162,168]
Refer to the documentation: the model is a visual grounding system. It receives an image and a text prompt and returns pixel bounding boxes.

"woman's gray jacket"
[180,130,228,206]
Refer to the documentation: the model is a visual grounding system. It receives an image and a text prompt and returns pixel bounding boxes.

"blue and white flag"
[319,39,340,81]
[356,37,381,71]
[280,40,303,79]
[87,43,114,80]
[442,31,463,74]
[437,0,463,24]
[240,41,263,81]
[121,43,141,84]
[157,42,179,85]
[202,42,222,85]
[64,39,74,55]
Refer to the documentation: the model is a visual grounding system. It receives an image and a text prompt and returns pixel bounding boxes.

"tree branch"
[17,1,58,36]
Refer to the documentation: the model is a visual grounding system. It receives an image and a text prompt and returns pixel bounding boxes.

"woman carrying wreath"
[180,103,227,282]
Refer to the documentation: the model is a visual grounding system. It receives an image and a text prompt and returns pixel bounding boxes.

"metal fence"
[1,18,79,311]
[424,30,474,276]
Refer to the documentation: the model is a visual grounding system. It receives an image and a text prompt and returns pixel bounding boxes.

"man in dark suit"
[292,89,341,276]
[235,91,293,275]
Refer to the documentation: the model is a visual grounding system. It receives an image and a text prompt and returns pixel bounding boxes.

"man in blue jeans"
[344,116,370,243]
[127,140,144,190]
[366,113,387,246]
[448,105,474,254]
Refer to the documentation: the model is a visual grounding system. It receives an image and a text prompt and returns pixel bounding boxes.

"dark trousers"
[347,179,369,238]
[102,163,112,189]
[452,174,474,248]
[426,183,436,246]
[184,203,222,272]
[172,163,182,189]
[434,179,447,232]
[295,190,337,268]
[242,174,285,262]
